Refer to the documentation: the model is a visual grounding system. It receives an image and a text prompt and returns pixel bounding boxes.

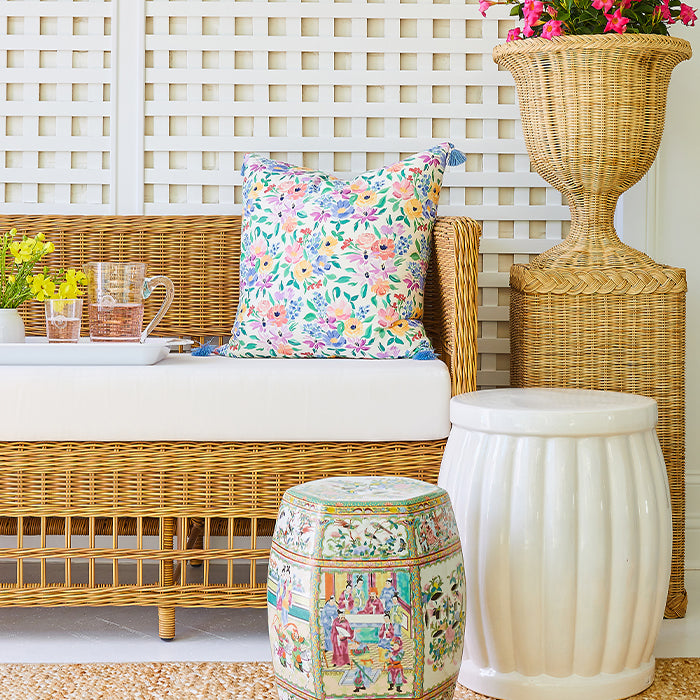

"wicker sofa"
[0,214,480,639]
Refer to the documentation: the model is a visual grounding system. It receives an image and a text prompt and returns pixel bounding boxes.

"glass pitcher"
[86,262,174,342]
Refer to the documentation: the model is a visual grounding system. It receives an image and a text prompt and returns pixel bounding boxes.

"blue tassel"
[192,342,215,357]
[414,349,437,361]
[448,147,467,167]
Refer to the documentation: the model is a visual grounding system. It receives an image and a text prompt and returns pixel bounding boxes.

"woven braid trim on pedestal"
[665,591,689,620]
[511,264,687,295]
[492,33,693,60]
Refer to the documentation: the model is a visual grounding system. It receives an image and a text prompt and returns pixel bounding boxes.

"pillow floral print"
[220,142,464,359]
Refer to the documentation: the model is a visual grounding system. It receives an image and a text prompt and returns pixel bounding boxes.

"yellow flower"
[7,275,15,284]
[9,235,53,263]
[259,254,274,273]
[355,190,378,209]
[403,198,423,221]
[344,318,363,337]
[321,235,339,255]
[57,282,79,299]
[391,320,410,336]
[293,259,313,283]
[428,182,441,203]
[9,240,29,263]
[65,268,87,285]
[52,269,87,299]
[28,273,56,301]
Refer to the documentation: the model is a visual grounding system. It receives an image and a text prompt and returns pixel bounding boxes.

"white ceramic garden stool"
[438,388,671,700]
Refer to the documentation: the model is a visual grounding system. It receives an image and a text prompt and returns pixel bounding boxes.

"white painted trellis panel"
[0,0,113,214]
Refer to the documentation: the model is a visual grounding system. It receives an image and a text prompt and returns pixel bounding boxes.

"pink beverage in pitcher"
[88,302,144,342]
[86,262,174,342]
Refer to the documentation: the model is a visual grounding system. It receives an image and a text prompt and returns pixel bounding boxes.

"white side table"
[438,388,671,700]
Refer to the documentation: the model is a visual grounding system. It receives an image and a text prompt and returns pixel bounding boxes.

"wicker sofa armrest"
[427,216,481,395]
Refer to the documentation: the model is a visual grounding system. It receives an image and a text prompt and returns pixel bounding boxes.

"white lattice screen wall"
[1,1,112,213]
[1,0,574,388]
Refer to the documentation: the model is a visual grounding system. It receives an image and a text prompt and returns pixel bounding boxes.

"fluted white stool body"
[438,388,671,700]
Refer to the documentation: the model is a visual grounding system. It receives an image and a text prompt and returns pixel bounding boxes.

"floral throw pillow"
[219,142,464,359]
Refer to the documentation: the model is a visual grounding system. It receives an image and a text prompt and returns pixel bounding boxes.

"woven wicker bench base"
[510,263,687,619]
[0,439,446,638]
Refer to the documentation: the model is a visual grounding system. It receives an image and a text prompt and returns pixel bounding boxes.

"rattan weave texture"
[0,214,480,638]
[511,263,687,618]
[0,659,695,700]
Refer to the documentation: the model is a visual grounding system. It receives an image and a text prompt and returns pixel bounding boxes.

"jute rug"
[0,659,697,700]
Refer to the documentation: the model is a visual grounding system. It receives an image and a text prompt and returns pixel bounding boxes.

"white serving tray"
[0,337,182,366]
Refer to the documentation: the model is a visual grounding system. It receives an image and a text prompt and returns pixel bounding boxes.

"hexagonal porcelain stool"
[439,388,672,700]
[267,476,466,700]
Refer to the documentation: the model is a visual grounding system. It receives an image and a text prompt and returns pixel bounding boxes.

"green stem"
[0,234,8,302]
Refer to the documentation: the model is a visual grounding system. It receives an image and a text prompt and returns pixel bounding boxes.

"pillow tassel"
[413,349,438,360]
[448,147,467,167]
[192,341,215,357]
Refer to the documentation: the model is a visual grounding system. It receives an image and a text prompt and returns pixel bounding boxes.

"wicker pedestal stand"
[510,263,687,618]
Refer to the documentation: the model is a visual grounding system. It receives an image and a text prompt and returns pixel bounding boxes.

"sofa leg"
[188,517,204,568]
[173,518,204,581]
[160,517,176,641]
[158,607,176,641]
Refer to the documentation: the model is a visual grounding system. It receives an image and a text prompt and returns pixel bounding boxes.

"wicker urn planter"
[494,34,692,618]
[493,34,692,269]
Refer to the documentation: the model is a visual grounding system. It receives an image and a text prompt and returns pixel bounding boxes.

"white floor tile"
[0,571,696,663]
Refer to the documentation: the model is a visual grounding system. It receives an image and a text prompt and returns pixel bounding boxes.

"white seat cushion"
[1,355,451,441]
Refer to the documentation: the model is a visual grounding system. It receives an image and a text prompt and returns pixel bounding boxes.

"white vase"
[0,308,26,343]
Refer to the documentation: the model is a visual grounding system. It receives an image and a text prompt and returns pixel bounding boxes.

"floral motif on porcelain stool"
[267,476,466,700]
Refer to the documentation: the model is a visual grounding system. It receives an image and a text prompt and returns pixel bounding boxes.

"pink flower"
[284,241,303,263]
[391,179,414,201]
[655,1,674,21]
[371,237,395,260]
[546,5,558,16]
[523,0,544,15]
[356,230,377,250]
[377,307,399,328]
[541,19,564,38]
[604,8,630,31]
[326,300,352,322]
[479,0,496,16]
[523,23,536,36]
[250,237,267,258]
[592,0,614,12]
[281,215,298,233]
[506,27,522,41]
[267,304,288,327]
[620,0,632,8]
[523,0,544,24]
[679,3,697,24]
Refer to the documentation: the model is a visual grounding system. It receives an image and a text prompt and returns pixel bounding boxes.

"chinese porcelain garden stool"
[267,476,466,700]
[438,388,672,700]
